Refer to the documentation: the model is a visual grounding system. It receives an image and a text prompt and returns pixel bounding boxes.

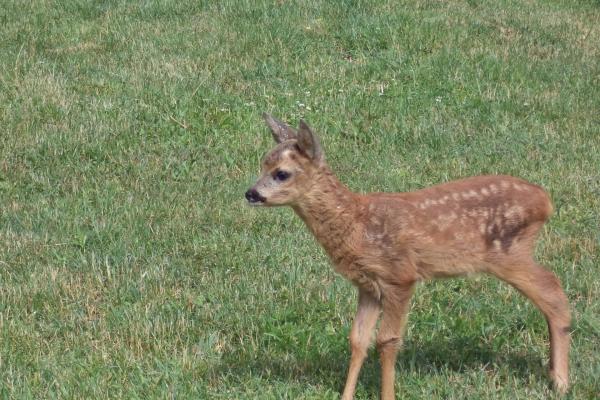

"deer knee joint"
[376,336,401,353]
[349,335,369,357]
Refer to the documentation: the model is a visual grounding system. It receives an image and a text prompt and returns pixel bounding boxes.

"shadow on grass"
[212,333,546,393]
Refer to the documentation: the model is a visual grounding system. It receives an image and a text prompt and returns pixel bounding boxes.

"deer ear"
[297,120,323,162]
[262,113,297,143]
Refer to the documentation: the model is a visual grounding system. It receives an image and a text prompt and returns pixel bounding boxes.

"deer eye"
[274,170,291,181]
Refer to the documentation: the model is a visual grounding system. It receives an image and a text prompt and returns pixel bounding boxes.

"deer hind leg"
[376,283,415,400]
[490,261,571,392]
[341,289,381,400]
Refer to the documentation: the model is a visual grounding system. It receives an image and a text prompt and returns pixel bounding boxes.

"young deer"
[245,114,571,399]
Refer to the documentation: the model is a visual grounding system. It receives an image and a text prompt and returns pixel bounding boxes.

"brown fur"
[247,114,571,399]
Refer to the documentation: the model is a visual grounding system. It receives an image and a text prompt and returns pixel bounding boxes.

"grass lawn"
[1,0,599,398]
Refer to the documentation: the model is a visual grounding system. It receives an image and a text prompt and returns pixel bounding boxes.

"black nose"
[245,188,265,203]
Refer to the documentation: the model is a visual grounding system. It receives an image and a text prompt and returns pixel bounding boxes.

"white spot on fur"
[481,188,489,196]
[479,223,486,234]
[493,239,502,250]
[489,184,499,194]
[501,181,510,189]
[281,150,292,159]
[452,193,460,201]
[504,205,524,221]
[422,199,438,207]
[454,232,465,241]
[437,212,458,230]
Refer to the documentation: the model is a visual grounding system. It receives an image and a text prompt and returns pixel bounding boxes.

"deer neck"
[292,166,360,263]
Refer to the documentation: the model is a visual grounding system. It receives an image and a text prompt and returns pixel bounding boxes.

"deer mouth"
[245,188,266,205]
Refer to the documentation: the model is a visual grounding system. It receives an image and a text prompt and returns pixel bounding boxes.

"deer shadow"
[212,332,547,394]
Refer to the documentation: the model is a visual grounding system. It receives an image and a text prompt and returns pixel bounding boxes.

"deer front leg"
[376,283,415,400]
[341,289,381,400]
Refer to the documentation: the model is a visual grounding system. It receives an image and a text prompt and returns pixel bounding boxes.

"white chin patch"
[248,200,266,206]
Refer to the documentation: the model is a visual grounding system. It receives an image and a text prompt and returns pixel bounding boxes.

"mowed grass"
[1,0,599,398]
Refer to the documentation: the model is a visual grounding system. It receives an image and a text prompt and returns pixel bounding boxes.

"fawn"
[245,114,571,399]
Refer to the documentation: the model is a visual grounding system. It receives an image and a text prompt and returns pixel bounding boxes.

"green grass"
[1,0,599,398]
